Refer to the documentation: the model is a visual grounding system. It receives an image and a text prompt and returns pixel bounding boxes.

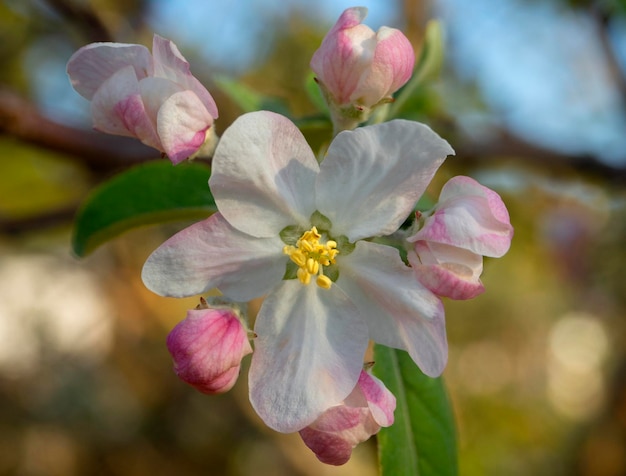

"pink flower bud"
[299,370,395,466]
[67,34,218,164]
[166,306,252,395]
[408,176,514,300]
[310,7,414,110]
[408,241,486,300]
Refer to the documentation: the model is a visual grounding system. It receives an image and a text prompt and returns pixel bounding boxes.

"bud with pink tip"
[310,7,414,132]
[299,370,395,465]
[67,34,218,164]
[407,176,514,300]
[166,301,252,394]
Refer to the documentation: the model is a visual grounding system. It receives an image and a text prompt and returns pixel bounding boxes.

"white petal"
[138,76,184,119]
[351,27,415,106]
[358,372,395,427]
[249,280,368,432]
[67,42,153,100]
[316,120,454,241]
[409,176,513,257]
[210,111,319,237]
[90,66,162,150]
[151,35,219,118]
[141,213,286,300]
[337,241,448,377]
[151,34,191,79]
[157,90,214,164]
[409,243,485,300]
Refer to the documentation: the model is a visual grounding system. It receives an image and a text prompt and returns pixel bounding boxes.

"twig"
[0,88,156,172]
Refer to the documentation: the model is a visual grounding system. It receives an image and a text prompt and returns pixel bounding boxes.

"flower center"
[283,226,339,289]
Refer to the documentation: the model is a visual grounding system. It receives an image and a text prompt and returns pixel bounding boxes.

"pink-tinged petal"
[331,25,376,103]
[167,308,252,394]
[137,76,183,120]
[376,27,415,95]
[409,176,513,257]
[298,369,395,465]
[142,213,286,300]
[310,7,414,109]
[317,120,454,242]
[310,7,374,104]
[138,76,214,162]
[409,242,485,300]
[249,280,368,433]
[151,35,218,118]
[90,66,162,150]
[299,405,371,465]
[67,42,153,100]
[337,241,448,377]
[352,26,415,105]
[210,111,319,238]
[157,90,214,164]
[151,34,191,79]
[326,7,368,37]
[358,372,395,427]
[68,35,218,160]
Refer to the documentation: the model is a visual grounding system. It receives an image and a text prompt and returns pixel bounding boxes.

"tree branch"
[455,127,626,183]
[0,88,156,172]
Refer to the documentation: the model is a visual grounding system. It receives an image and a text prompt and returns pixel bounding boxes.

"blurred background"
[1,0,625,474]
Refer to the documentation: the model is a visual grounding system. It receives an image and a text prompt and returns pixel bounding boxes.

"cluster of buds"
[66,5,513,468]
[407,176,513,300]
[310,7,415,133]
[166,297,395,465]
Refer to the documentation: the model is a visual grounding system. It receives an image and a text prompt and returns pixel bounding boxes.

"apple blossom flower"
[310,7,414,131]
[299,370,395,465]
[166,299,252,394]
[407,176,514,300]
[142,110,453,433]
[67,34,218,164]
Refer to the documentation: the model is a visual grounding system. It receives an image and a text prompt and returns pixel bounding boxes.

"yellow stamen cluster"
[283,227,338,289]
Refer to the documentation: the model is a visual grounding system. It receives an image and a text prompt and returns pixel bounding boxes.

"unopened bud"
[166,306,252,395]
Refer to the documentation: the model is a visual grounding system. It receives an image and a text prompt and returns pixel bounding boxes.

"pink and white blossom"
[166,304,252,394]
[310,7,414,111]
[299,370,395,465]
[142,111,453,433]
[407,176,514,300]
[67,34,218,164]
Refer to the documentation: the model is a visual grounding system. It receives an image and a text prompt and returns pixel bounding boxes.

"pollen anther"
[284,226,339,289]
[316,275,332,289]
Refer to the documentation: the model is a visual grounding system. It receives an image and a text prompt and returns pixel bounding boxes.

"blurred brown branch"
[0,205,78,235]
[456,128,626,183]
[0,88,155,172]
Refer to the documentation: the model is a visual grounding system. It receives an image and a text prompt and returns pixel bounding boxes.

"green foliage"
[374,345,458,476]
[0,138,90,219]
[72,160,216,256]
[214,75,265,113]
[214,75,290,116]
[304,71,329,114]
[389,20,445,119]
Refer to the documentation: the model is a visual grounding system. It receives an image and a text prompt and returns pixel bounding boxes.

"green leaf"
[304,71,329,114]
[214,75,264,112]
[373,345,458,476]
[214,75,291,115]
[72,160,216,257]
[389,20,446,118]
